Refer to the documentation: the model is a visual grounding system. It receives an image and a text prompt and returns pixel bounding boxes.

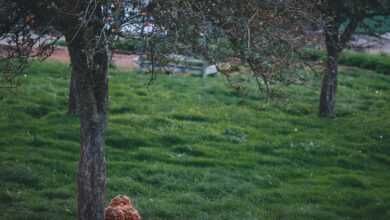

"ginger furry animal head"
[105,195,141,220]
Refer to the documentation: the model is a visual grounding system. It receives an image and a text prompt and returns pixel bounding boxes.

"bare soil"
[48,46,140,70]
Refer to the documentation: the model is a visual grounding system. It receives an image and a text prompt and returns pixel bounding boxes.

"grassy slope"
[303,49,390,75]
[0,62,390,220]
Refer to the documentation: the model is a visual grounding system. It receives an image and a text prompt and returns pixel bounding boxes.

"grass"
[338,52,390,75]
[112,38,144,53]
[0,60,390,220]
[303,49,390,75]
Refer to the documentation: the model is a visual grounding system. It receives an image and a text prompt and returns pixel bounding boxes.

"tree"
[316,0,390,117]
[67,65,80,115]
[1,1,113,219]
[65,0,147,115]
[0,0,59,88]
[149,0,315,100]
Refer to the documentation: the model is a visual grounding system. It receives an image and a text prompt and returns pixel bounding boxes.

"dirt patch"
[48,46,140,70]
[112,52,140,70]
[47,47,69,63]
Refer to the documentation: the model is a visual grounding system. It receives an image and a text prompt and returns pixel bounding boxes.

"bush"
[112,38,144,53]
[302,48,327,61]
[357,16,390,34]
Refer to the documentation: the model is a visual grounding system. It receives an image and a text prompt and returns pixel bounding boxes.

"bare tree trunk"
[319,26,339,117]
[67,30,108,220]
[65,34,80,116]
[67,66,79,115]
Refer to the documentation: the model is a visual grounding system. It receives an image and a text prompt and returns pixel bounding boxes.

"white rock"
[203,65,218,76]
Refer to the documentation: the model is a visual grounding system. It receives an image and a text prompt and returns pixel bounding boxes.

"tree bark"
[319,24,339,117]
[67,64,79,115]
[67,30,108,220]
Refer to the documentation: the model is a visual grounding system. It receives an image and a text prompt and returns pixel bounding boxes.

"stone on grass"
[203,65,218,77]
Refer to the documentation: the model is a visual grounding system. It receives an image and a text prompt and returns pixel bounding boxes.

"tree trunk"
[67,30,108,220]
[65,34,80,116]
[319,25,339,117]
[67,66,79,115]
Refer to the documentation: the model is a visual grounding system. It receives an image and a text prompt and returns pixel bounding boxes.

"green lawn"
[0,61,390,220]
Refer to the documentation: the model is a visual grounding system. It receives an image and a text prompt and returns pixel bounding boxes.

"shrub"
[112,38,144,53]
[302,48,327,61]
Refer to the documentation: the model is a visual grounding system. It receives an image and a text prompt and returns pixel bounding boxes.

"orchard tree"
[316,0,390,117]
[0,0,124,219]
[66,0,149,115]
[149,0,316,99]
